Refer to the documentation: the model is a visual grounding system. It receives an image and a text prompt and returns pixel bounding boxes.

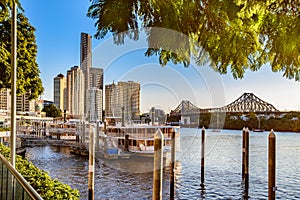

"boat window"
[133,140,137,146]
[147,140,154,146]
[165,140,171,145]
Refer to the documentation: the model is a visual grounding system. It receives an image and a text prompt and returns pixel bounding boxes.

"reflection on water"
[26,128,300,199]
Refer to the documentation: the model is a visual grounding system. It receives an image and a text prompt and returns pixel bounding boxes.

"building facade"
[80,32,92,114]
[0,88,10,111]
[53,74,66,111]
[87,67,103,121]
[66,66,84,117]
[87,88,102,122]
[105,81,140,122]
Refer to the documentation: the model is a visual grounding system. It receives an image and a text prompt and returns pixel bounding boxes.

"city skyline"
[20,0,300,113]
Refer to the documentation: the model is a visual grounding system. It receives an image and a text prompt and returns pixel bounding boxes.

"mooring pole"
[88,124,95,200]
[170,130,176,199]
[244,128,250,194]
[82,121,86,144]
[153,129,163,200]
[268,129,276,200]
[242,127,246,181]
[96,122,100,151]
[201,127,205,187]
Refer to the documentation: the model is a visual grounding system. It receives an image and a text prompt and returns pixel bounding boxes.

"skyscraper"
[66,66,84,117]
[105,81,140,122]
[53,73,66,111]
[87,88,102,122]
[80,32,92,114]
[80,32,92,73]
[87,67,104,121]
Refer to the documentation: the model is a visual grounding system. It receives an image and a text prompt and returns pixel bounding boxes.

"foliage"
[88,0,300,80]
[0,1,43,100]
[0,127,10,131]
[0,143,80,199]
[42,104,62,118]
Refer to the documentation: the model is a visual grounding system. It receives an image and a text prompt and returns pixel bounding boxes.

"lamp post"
[10,0,17,167]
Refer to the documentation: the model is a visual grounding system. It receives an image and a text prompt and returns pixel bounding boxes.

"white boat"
[102,123,180,158]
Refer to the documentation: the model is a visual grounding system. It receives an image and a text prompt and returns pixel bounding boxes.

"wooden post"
[96,122,100,151]
[268,130,276,200]
[82,121,86,144]
[201,127,205,187]
[170,131,176,199]
[124,134,129,151]
[153,129,163,200]
[151,107,155,125]
[244,128,250,194]
[121,107,125,127]
[44,121,47,136]
[242,127,246,181]
[88,124,95,200]
[104,121,107,135]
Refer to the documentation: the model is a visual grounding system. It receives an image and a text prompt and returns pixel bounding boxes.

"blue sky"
[20,0,300,112]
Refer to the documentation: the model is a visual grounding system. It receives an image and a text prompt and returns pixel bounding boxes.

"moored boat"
[102,123,180,158]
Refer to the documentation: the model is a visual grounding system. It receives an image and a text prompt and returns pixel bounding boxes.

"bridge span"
[169,93,279,126]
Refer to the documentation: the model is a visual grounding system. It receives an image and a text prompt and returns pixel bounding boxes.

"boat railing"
[0,153,42,199]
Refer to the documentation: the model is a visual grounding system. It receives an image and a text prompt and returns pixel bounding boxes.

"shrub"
[0,143,80,199]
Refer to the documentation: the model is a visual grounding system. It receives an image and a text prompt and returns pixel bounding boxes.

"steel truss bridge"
[170,93,279,126]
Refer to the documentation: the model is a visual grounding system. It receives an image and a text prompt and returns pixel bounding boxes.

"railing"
[0,154,42,200]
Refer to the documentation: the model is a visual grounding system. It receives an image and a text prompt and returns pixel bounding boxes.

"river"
[25,128,300,199]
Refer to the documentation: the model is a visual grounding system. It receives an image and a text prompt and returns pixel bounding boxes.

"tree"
[42,104,62,118]
[88,0,300,80]
[0,0,43,100]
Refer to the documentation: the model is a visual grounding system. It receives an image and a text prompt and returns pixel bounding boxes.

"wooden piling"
[104,121,107,135]
[170,131,176,199]
[242,127,246,181]
[268,130,276,200]
[201,127,205,187]
[124,134,129,151]
[88,124,95,200]
[153,129,163,200]
[244,128,249,193]
[82,121,86,144]
[96,122,100,151]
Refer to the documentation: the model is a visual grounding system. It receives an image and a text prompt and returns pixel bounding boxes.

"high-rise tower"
[80,32,92,115]
[66,66,84,117]
[53,73,66,111]
[105,81,140,122]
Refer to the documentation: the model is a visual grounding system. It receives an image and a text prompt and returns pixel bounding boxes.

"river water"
[25,128,300,200]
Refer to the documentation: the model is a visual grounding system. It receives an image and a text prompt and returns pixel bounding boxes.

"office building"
[0,88,10,111]
[66,66,84,117]
[87,67,103,121]
[53,73,66,111]
[80,32,92,114]
[16,92,35,113]
[87,88,102,122]
[105,81,140,122]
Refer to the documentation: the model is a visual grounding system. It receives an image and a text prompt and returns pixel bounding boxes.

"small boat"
[252,116,264,132]
[252,129,264,132]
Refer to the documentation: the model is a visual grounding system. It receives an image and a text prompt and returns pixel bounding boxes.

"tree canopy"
[42,104,62,118]
[88,0,300,80]
[0,0,43,100]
